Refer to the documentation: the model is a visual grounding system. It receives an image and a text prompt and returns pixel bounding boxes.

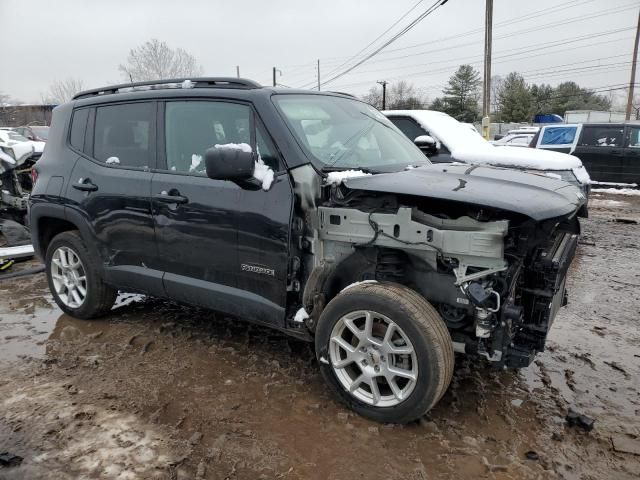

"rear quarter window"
[69,108,89,151]
[541,126,577,146]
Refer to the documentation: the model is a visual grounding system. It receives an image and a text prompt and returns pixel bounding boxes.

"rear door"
[152,99,292,327]
[65,101,160,294]
[622,125,640,185]
[573,124,625,183]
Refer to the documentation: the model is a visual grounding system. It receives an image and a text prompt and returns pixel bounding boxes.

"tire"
[315,282,454,423]
[45,230,117,319]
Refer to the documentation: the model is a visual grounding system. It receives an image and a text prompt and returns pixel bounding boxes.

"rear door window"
[579,125,625,147]
[540,126,578,146]
[93,102,155,169]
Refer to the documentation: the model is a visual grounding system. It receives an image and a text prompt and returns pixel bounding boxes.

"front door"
[65,101,161,294]
[574,124,625,183]
[152,100,292,327]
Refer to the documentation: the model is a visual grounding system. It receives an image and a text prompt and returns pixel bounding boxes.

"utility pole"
[377,80,388,110]
[625,8,640,121]
[317,59,321,91]
[482,0,493,140]
[236,66,240,78]
[272,67,281,87]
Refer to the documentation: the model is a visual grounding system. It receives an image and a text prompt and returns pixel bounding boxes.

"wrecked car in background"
[30,78,584,423]
[0,138,33,224]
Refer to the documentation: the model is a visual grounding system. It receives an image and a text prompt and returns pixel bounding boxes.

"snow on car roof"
[383,110,583,172]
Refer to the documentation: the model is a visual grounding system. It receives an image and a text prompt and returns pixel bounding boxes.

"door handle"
[610,149,622,155]
[72,179,98,192]
[154,191,189,204]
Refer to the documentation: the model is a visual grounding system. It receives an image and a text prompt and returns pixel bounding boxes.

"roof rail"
[72,77,261,100]
[328,91,356,98]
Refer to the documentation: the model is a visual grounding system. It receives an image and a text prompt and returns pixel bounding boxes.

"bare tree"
[119,39,203,82]
[490,75,504,120]
[388,81,426,110]
[361,85,383,109]
[44,78,85,104]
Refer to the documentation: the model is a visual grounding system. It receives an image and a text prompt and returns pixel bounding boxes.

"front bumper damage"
[311,203,579,369]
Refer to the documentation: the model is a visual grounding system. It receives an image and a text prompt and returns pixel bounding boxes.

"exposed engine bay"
[290,165,580,369]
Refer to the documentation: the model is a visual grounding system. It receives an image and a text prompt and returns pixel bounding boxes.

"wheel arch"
[303,247,427,330]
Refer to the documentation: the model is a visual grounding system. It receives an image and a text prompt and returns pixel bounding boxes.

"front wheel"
[315,282,454,423]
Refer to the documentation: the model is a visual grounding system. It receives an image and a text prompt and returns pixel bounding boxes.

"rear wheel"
[315,282,454,423]
[45,231,116,319]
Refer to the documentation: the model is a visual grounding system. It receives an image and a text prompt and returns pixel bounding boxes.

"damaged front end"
[292,165,581,369]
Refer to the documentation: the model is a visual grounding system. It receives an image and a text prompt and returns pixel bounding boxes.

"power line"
[327,33,634,91]
[291,0,632,89]
[292,0,599,84]
[301,0,450,89]
[322,0,427,80]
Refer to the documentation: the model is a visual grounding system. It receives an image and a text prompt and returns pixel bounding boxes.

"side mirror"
[414,135,437,153]
[205,147,255,181]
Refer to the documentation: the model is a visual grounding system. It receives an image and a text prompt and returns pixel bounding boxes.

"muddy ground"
[1,192,639,480]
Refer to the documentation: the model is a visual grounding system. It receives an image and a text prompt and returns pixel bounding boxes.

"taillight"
[31,167,38,186]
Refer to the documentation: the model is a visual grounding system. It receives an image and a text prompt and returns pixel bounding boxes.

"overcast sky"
[1,0,637,104]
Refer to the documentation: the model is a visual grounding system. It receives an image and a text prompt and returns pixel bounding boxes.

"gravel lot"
[1,192,639,480]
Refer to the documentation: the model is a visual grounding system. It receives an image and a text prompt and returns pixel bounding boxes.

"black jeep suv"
[30,78,584,423]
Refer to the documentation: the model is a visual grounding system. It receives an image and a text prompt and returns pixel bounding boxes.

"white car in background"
[0,130,35,165]
[491,132,536,147]
[0,128,44,160]
[383,110,590,201]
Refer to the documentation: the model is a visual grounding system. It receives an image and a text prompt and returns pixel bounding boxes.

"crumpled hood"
[343,163,586,221]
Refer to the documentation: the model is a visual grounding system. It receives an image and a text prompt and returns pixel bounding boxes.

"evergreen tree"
[442,65,481,122]
[498,72,531,122]
[428,97,448,111]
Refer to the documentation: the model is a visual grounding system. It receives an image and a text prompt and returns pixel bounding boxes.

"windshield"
[31,126,49,140]
[273,95,428,170]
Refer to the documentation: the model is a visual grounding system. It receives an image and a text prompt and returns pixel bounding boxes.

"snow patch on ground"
[325,170,372,185]
[590,199,628,208]
[591,181,638,188]
[591,188,640,196]
[294,307,309,323]
[341,280,378,292]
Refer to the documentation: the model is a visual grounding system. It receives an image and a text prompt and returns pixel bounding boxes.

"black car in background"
[530,123,640,185]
